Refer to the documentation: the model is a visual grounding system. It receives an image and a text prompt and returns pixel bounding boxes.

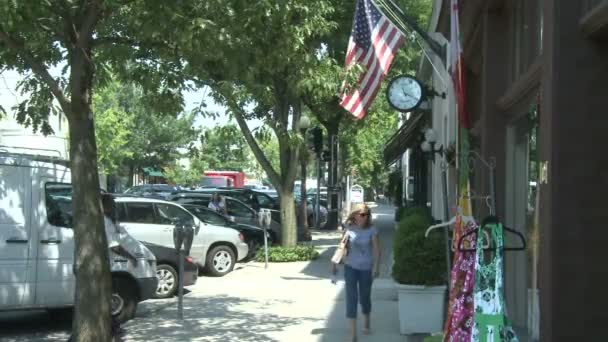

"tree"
[298,0,433,196]
[199,123,255,172]
[94,80,199,188]
[0,2,198,340]
[180,1,339,246]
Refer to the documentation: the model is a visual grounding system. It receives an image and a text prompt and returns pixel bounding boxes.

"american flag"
[340,0,405,120]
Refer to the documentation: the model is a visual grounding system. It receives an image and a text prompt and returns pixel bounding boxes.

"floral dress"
[443,216,478,342]
[471,222,518,342]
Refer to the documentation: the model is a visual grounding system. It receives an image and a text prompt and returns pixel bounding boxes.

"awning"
[383,111,428,166]
[143,167,164,177]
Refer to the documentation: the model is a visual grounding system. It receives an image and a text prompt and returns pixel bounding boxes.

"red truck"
[201,170,245,188]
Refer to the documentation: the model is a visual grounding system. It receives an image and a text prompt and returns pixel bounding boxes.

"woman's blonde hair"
[345,203,372,228]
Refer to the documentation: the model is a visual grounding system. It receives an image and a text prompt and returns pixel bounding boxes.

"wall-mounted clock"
[386,75,425,112]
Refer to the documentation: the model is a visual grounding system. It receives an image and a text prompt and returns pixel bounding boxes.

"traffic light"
[307,127,324,154]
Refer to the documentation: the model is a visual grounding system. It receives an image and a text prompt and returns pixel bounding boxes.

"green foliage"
[93,80,199,176]
[163,157,207,188]
[255,245,319,262]
[199,123,255,172]
[392,207,447,286]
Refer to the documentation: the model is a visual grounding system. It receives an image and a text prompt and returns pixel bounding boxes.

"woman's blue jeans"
[344,264,373,319]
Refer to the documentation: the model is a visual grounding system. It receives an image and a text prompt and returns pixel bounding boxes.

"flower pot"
[396,284,447,335]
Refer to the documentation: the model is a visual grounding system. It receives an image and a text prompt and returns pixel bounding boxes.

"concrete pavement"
[121,203,412,342]
[0,203,421,342]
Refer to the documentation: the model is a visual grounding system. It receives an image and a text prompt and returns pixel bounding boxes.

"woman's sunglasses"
[357,212,369,217]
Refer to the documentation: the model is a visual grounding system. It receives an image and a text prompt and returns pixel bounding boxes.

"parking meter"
[259,209,272,269]
[172,220,194,320]
[173,221,194,254]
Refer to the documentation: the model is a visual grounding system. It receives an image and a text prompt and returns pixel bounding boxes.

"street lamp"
[420,128,443,161]
[298,116,311,131]
[298,116,312,241]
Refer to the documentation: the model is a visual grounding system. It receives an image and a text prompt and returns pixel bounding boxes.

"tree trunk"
[69,43,112,342]
[279,188,298,246]
[69,113,113,342]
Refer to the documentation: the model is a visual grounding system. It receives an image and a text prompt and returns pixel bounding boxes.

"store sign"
[351,185,364,203]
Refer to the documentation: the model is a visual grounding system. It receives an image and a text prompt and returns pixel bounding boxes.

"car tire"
[112,276,139,323]
[205,245,235,277]
[153,264,178,299]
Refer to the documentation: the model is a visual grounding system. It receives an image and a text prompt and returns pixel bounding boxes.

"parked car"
[123,184,180,200]
[0,153,157,323]
[167,192,282,243]
[114,196,249,277]
[181,205,274,260]
[141,242,198,299]
[196,188,328,229]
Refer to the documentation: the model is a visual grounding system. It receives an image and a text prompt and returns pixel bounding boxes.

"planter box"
[527,288,540,341]
[397,284,447,335]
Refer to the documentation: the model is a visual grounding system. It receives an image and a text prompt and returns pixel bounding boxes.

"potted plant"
[392,207,447,335]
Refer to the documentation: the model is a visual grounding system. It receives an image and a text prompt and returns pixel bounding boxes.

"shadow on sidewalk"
[124,295,321,342]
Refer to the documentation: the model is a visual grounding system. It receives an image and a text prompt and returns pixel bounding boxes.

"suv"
[167,192,282,243]
[114,196,249,277]
[123,184,180,200]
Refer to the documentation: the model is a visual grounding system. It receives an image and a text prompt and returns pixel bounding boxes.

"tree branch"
[219,91,282,189]
[77,0,103,46]
[0,28,71,113]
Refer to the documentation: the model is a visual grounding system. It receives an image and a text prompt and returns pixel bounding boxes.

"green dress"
[471,222,518,342]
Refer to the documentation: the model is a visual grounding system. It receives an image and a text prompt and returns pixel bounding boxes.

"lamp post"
[420,127,452,279]
[298,116,311,241]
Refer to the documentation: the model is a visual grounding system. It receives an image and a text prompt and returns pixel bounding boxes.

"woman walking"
[332,203,381,342]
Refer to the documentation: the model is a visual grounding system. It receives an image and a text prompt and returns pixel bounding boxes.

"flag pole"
[374,0,446,65]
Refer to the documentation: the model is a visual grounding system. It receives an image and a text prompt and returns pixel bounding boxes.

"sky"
[0,69,263,131]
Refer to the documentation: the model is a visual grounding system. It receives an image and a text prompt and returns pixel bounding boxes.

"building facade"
[385,0,608,340]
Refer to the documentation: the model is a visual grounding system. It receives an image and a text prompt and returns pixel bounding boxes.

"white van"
[0,150,158,322]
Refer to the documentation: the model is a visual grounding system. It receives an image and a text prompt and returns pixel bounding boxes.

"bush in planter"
[392,207,447,286]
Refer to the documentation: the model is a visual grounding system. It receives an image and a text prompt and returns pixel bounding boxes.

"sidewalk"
[122,203,418,342]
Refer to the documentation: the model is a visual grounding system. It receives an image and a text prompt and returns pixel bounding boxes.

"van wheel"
[112,277,139,323]
[205,245,235,277]
[153,264,178,299]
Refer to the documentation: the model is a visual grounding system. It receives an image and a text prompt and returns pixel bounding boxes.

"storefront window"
[510,0,543,82]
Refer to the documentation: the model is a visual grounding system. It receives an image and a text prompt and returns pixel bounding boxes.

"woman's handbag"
[331,231,350,264]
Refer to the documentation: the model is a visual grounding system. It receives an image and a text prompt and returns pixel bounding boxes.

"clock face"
[386,76,424,112]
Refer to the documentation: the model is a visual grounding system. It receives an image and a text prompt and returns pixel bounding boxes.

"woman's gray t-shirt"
[344,225,378,271]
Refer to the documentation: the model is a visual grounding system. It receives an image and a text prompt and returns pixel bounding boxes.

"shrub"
[392,207,447,286]
[255,245,319,262]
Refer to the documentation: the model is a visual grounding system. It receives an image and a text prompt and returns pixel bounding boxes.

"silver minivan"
[0,152,157,323]
[114,197,249,277]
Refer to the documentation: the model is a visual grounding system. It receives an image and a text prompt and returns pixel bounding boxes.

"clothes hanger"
[425,209,491,249]
[457,215,526,251]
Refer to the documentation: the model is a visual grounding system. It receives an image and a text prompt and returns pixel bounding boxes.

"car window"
[124,202,156,223]
[255,193,273,207]
[175,197,209,207]
[155,203,194,225]
[45,183,73,228]
[116,202,127,222]
[227,199,253,217]
[191,208,227,226]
